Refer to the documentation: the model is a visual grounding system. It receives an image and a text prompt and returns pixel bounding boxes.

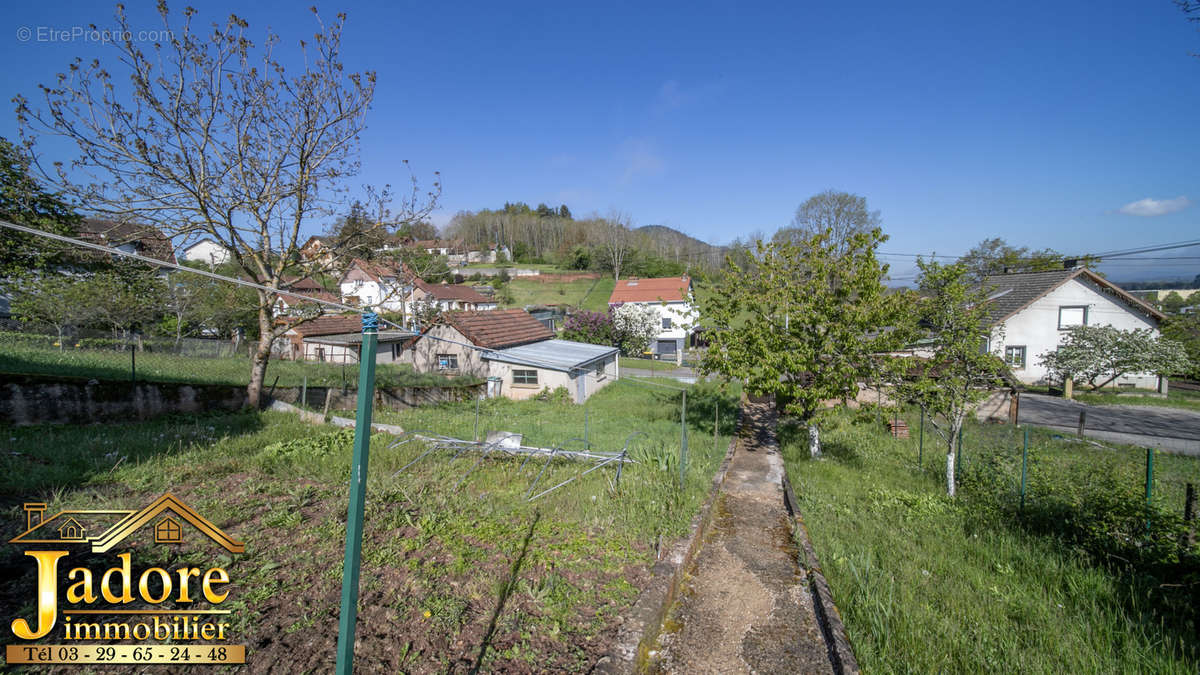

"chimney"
[24,503,46,532]
[1063,259,1077,270]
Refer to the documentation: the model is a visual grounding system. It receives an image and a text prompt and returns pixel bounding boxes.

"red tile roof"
[416,280,492,303]
[608,276,691,304]
[76,218,177,264]
[443,309,553,348]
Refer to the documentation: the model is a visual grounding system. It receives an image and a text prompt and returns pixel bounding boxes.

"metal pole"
[584,403,589,448]
[680,390,688,488]
[302,375,307,409]
[130,343,136,383]
[474,396,480,443]
[714,404,719,455]
[1077,410,1087,437]
[918,409,925,469]
[1146,447,1155,535]
[335,311,379,675]
[1020,427,1029,511]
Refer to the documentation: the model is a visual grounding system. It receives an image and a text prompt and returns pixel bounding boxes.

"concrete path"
[1018,393,1200,454]
[650,399,833,674]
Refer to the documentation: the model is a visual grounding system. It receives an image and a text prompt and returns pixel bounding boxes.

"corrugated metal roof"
[485,339,618,372]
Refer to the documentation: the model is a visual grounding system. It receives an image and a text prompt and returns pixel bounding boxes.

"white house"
[179,238,230,266]
[279,315,416,364]
[410,279,498,312]
[400,308,618,402]
[338,259,413,313]
[982,267,1167,389]
[608,276,696,361]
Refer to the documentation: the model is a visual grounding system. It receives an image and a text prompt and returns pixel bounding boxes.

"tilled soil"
[651,399,832,674]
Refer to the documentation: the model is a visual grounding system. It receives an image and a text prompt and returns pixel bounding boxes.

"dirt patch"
[0,478,653,673]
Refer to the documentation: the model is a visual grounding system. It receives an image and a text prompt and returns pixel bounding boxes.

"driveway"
[1017,393,1200,454]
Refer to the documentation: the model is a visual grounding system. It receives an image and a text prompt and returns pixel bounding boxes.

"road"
[1017,393,1200,454]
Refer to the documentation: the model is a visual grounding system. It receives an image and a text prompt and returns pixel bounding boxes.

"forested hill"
[444,202,728,274]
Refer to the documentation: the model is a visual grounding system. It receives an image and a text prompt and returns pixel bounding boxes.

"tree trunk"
[808,423,821,459]
[246,304,274,409]
[946,418,961,497]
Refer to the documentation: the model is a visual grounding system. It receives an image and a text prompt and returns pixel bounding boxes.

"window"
[1004,345,1026,369]
[513,369,538,385]
[658,340,677,354]
[1058,305,1087,329]
[662,317,673,329]
[436,353,459,370]
[154,516,182,544]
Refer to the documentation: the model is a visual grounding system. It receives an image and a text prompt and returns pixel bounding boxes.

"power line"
[0,220,606,374]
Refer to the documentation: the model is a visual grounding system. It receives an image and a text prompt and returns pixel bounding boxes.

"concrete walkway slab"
[649,399,834,674]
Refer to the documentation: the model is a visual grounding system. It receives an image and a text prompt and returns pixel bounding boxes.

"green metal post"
[714,405,719,455]
[302,375,307,409]
[680,390,687,488]
[918,409,924,469]
[1020,427,1029,511]
[584,403,589,448]
[131,344,136,383]
[335,312,379,675]
[474,396,480,443]
[1146,447,1155,535]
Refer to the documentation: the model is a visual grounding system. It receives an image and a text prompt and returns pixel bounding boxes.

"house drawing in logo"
[9,493,244,553]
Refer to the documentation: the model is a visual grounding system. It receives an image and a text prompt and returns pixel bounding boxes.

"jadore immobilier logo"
[5,493,246,666]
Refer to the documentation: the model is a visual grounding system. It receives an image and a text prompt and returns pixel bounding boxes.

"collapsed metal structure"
[388,430,648,501]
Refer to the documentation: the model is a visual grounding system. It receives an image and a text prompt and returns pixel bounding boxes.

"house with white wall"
[179,238,230,266]
[410,279,498,312]
[338,259,413,313]
[279,315,415,364]
[608,276,696,361]
[982,267,1166,388]
[401,309,618,402]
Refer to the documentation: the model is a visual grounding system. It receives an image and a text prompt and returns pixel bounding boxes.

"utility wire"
[0,220,601,373]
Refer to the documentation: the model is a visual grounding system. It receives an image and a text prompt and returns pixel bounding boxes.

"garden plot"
[0,379,738,672]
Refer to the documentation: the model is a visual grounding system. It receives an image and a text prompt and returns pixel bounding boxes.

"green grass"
[782,407,1200,673]
[619,357,687,372]
[503,276,614,311]
[0,342,475,389]
[1070,386,1200,413]
[1,378,739,669]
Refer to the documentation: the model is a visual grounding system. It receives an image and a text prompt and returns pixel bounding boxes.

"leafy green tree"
[774,190,881,257]
[698,227,904,457]
[10,274,93,347]
[956,237,1064,280]
[1161,291,1188,314]
[79,267,166,341]
[1162,313,1200,379]
[0,137,80,277]
[1038,325,1190,391]
[897,259,1007,496]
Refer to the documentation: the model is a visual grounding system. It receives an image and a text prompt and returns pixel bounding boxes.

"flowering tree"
[561,310,615,346]
[1039,325,1189,391]
[611,303,659,356]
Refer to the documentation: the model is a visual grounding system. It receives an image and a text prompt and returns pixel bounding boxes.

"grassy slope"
[0,343,471,388]
[782,408,1200,673]
[1071,387,1200,413]
[504,276,614,311]
[1,379,738,671]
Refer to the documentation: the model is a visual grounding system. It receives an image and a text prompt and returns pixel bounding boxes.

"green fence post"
[474,396,480,443]
[130,343,136,383]
[714,405,719,455]
[584,403,589,448]
[302,375,307,409]
[1146,447,1155,535]
[1020,427,1029,511]
[335,311,379,675]
[680,390,688,488]
[918,408,924,469]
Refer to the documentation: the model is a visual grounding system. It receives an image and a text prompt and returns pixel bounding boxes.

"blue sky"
[2,1,1198,281]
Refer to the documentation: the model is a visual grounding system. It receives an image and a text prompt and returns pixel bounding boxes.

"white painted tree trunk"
[808,423,821,459]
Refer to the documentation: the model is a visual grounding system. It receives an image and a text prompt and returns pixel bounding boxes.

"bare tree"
[775,190,881,257]
[594,211,634,281]
[16,5,438,406]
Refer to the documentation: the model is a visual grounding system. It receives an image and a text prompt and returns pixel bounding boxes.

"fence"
[0,325,474,391]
